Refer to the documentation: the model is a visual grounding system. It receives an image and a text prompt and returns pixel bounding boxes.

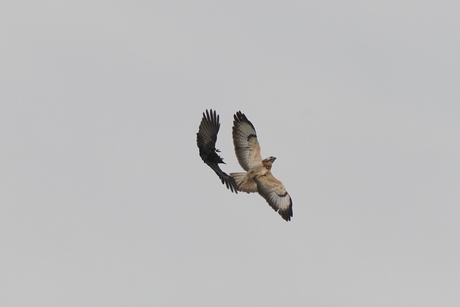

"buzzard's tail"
[230,172,258,193]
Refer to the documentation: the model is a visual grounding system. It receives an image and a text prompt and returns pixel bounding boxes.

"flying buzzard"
[197,109,238,193]
[230,111,293,221]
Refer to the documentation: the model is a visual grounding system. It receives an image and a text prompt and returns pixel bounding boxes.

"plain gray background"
[1,1,459,306]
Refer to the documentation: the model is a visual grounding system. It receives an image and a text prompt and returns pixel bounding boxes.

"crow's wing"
[197,109,238,193]
[232,111,262,171]
[255,173,293,221]
[205,161,239,193]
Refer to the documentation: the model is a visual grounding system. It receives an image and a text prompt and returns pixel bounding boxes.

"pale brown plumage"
[230,111,293,221]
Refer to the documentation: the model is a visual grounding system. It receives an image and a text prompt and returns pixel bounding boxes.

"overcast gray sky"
[1,1,459,306]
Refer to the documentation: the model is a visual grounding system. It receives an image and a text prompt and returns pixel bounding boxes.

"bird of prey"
[230,111,293,221]
[197,109,238,193]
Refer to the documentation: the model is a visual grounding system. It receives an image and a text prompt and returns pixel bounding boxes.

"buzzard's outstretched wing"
[254,173,293,221]
[197,109,238,193]
[232,111,262,171]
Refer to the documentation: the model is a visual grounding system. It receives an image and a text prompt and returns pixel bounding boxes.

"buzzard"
[197,109,238,193]
[230,111,293,221]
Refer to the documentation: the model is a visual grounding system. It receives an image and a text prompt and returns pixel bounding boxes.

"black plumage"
[197,109,238,193]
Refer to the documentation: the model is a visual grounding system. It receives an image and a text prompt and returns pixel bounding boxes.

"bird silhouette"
[197,109,238,193]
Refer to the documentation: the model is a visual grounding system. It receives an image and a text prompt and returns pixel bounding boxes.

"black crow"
[197,109,238,193]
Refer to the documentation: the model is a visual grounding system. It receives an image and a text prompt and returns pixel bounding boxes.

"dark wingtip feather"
[278,198,293,221]
[233,111,256,131]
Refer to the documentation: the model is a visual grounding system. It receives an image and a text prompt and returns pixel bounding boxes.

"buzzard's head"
[262,156,276,170]
[268,156,276,162]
